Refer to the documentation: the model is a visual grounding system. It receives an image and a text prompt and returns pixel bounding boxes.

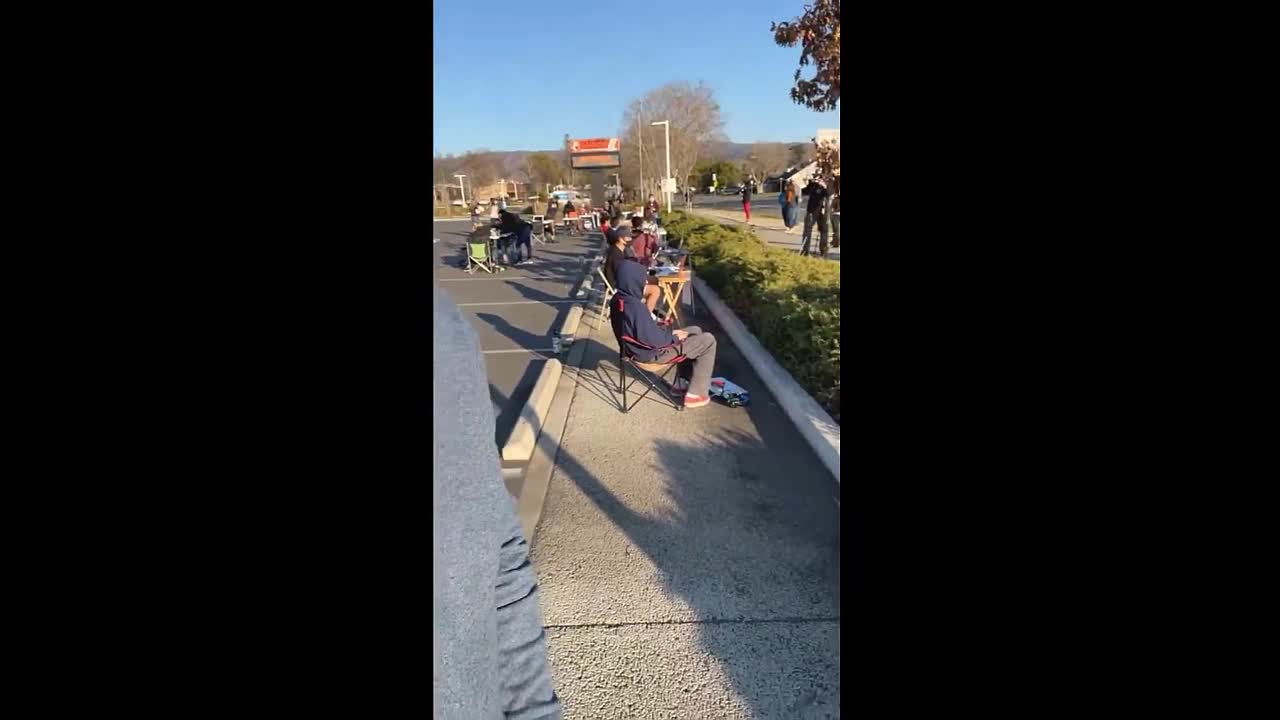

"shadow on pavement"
[537,301,841,716]
[544,433,840,717]
[488,356,546,447]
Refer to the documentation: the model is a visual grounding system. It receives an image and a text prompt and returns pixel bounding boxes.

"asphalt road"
[432,218,599,451]
[685,192,793,221]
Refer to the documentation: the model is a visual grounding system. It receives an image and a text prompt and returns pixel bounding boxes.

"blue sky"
[432,0,838,155]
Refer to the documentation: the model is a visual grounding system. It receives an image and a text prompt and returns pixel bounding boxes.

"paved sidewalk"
[530,287,842,718]
[689,208,841,262]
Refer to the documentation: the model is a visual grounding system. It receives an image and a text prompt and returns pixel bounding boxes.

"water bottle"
[552,331,562,355]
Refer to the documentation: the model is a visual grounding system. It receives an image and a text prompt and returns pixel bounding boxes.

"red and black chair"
[609,295,685,413]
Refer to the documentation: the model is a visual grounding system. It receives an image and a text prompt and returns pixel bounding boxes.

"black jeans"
[800,212,829,257]
[514,225,532,261]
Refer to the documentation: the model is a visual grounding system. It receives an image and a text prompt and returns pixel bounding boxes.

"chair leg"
[620,360,683,412]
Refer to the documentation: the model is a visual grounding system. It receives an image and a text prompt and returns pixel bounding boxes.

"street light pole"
[637,113,644,203]
[651,120,671,213]
[455,174,467,205]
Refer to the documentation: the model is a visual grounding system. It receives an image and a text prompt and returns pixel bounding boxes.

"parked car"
[718,185,743,196]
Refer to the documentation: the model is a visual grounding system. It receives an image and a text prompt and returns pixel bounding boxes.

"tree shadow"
[542,432,841,717]
[487,354,548,448]
[533,297,842,716]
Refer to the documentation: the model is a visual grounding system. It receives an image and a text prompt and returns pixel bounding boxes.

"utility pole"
[637,113,644,203]
[455,174,467,205]
[651,120,671,213]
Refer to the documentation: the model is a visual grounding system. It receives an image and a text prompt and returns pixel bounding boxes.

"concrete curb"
[507,231,611,541]
[560,304,584,341]
[513,332,589,541]
[502,359,563,463]
[692,277,841,484]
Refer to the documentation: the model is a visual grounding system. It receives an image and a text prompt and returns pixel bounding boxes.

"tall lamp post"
[650,120,671,213]
[455,174,468,205]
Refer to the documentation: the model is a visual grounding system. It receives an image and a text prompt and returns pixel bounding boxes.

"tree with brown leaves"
[771,0,840,112]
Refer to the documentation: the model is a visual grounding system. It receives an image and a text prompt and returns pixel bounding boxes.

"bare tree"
[456,150,502,189]
[523,152,561,192]
[618,82,726,198]
[748,142,791,177]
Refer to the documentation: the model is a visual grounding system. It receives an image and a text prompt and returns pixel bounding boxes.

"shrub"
[661,210,840,422]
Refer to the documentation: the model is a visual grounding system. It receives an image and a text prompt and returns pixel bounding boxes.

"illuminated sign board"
[568,137,622,169]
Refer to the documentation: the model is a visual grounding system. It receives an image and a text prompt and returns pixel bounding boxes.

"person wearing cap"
[610,260,718,409]
[603,225,664,318]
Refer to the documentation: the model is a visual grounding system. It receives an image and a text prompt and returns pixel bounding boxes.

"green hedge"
[660,211,840,423]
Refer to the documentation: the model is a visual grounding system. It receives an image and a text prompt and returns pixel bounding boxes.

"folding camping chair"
[563,211,582,236]
[608,294,685,413]
[466,237,496,274]
[595,266,615,322]
[531,216,548,245]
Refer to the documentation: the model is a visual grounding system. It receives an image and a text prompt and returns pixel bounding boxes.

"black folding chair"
[609,296,685,413]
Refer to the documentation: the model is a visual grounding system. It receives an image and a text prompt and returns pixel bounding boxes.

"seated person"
[609,260,718,409]
[543,200,558,236]
[563,200,582,233]
[604,226,663,318]
[629,215,658,267]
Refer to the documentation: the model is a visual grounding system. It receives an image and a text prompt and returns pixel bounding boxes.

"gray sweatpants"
[652,326,717,398]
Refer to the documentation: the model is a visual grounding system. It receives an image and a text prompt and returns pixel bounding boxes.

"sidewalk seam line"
[544,616,840,630]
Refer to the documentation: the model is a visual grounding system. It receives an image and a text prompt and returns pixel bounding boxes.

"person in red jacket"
[628,215,657,267]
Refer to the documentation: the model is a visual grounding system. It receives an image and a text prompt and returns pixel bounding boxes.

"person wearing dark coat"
[609,261,718,408]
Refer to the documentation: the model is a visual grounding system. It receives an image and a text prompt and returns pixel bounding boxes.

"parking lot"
[432,217,600,453]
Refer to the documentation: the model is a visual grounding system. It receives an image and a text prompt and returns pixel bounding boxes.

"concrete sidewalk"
[529,285,842,718]
[689,208,841,261]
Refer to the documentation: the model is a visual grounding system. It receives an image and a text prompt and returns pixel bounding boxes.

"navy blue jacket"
[610,260,675,362]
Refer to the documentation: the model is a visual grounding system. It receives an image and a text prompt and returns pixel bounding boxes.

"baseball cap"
[614,225,633,239]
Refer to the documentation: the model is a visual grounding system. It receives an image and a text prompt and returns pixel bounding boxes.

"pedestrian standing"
[799,177,830,257]
[741,181,753,223]
[780,181,798,234]
[830,177,841,249]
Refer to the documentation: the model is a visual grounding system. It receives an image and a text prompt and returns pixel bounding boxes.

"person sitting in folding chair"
[610,261,718,409]
[562,200,581,235]
[544,199,559,239]
[604,225,664,321]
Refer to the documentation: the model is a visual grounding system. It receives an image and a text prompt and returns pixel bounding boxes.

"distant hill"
[437,141,805,166]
